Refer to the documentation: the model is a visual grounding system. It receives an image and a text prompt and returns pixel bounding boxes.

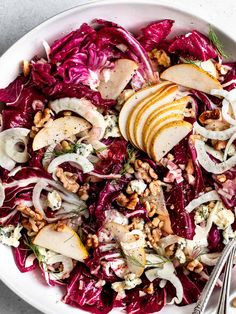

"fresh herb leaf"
[181,58,200,65]
[120,145,137,175]
[125,253,146,268]
[208,26,228,58]
[24,240,45,264]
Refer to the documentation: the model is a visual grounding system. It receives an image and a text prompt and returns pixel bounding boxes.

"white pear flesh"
[143,96,191,147]
[104,221,146,277]
[133,85,179,150]
[119,82,170,141]
[32,116,90,151]
[145,113,184,155]
[33,224,88,261]
[98,59,139,100]
[126,82,173,148]
[150,120,193,161]
[160,63,222,94]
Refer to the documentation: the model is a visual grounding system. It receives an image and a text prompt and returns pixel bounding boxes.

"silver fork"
[192,238,236,314]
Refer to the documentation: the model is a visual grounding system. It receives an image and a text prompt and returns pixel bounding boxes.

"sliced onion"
[205,145,224,161]
[5,136,29,163]
[47,254,74,280]
[185,190,220,213]
[199,252,221,266]
[32,180,48,219]
[222,99,236,125]
[145,262,183,304]
[195,139,236,174]
[210,89,229,98]
[47,153,94,177]
[193,121,236,140]
[42,143,57,168]
[223,132,236,161]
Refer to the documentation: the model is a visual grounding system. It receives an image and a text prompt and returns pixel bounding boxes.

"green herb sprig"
[208,26,228,58]
[120,145,137,175]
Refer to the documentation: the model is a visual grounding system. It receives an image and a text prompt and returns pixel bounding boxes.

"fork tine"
[192,238,236,314]
[216,246,236,314]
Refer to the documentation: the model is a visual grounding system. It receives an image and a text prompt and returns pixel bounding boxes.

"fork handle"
[192,238,236,314]
[216,246,236,314]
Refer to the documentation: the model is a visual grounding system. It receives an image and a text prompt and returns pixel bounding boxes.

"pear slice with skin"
[32,116,90,151]
[133,85,179,150]
[143,96,191,148]
[126,82,174,148]
[160,63,222,94]
[145,113,184,156]
[119,83,169,141]
[98,59,139,100]
[104,221,146,277]
[150,120,193,161]
[33,224,88,261]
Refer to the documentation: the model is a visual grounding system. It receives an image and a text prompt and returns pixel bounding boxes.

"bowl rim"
[0,1,235,314]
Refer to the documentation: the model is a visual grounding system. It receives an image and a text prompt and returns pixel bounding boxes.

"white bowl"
[0,1,235,313]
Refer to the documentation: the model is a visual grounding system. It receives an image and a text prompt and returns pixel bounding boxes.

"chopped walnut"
[213,140,227,151]
[134,160,158,183]
[22,60,31,77]
[232,297,236,308]
[186,159,194,175]
[165,244,176,258]
[33,108,52,128]
[145,223,162,247]
[187,260,203,273]
[128,217,144,231]
[149,180,160,196]
[86,234,99,248]
[56,167,80,193]
[30,126,40,138]
[54,221,67,232]
[216,174,227,183]
[116,192,139,210]
[78,183,90,201]
[149,49,171,67]
[17,205,46,236]
[199,109,221,125]
[61,140,72,151]
[144,283,154,295]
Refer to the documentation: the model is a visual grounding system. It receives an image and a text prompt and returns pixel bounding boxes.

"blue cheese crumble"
[104,115,121,139]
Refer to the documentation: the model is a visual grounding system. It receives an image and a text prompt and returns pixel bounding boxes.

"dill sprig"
[24,239,44,264]
[208,26,228,58]
[120,145,137,175]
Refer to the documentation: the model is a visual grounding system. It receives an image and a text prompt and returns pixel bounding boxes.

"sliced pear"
[143,96,191,147]
[196,60,218,78]
[32,116,90,151]
[127,83,173,148]
[33,224,88,261]
[150,120,193,161]
[160,63,222,94]
[98,59,138,100]
[119,82,171,141]
[133,85,179,150]
[145,113,184,155]
[105,221,146,277]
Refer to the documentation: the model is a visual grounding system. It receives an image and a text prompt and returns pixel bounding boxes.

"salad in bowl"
[0,17,236,314]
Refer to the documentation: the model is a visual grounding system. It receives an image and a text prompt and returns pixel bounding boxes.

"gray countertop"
[0,0,236,313]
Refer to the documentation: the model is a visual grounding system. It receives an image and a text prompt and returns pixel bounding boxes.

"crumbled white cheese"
[111,273,141,293]
[223,226,236,244]
[175,248,186,264]
[129,180,147,195]
[213,209,235,230]
[47,190,62,211]
[105,209,129,225]
[0,224,22,247]
[104,115,121,139]
[76,143,94,158]
[194,205,210,224]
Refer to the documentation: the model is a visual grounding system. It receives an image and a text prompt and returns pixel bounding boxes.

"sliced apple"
[160,63,222,94]
[133,85,179,150]
[33,224,88,261]
[119,82,171,141]
[105,221,146,277]
[32,116,90,151]
[98,59,138,100]
[127,83,173,148]
[143,96,191,147]
[145,113,184,155]
[150,120,193,161]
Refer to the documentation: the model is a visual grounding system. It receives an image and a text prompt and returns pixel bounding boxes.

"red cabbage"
[169,30,218,61]
[137,19,174,52]
[12,239,37,273]
[63,264,114,314]
[222,63,236,91]
[207,224,224,251]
